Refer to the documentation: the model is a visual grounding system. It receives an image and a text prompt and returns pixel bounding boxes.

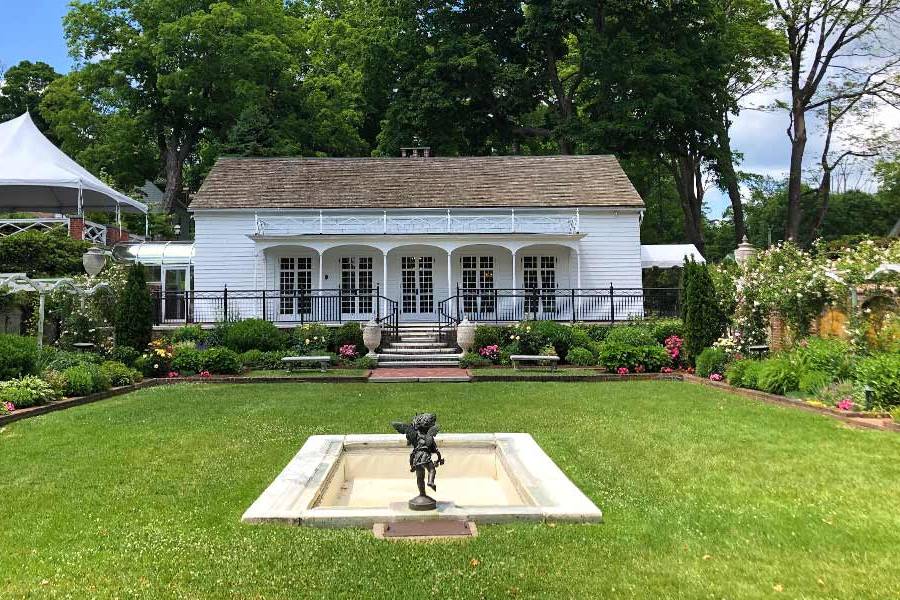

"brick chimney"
[68,216,84,241]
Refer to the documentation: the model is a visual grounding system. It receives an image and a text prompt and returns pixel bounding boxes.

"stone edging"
[682,374,898,432]
[472,373,683,382]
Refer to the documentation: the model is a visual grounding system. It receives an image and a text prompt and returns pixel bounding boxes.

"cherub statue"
[392,413,444,503]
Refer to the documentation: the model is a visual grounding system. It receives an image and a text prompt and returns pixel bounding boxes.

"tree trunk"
[714,125,745,246]
[672,153,706,256]
[161,144,184,214]
[811,169,831,235]
[785,105,807,241]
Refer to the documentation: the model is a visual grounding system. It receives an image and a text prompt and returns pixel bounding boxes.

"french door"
[523,255,556,314]
[401,256,434,316]
[279,256,312,317]
[461,256,495,316]
[341,256,374,317]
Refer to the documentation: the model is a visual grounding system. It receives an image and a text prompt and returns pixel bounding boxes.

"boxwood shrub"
[566,347,595,367]
[169,325,206,343]
[0,334,39,380]
[199,347,242,374]
[459,352,491,368]
[59,363,111,397]
[598,341,669,372]
[108,345,140,367]
[100,361,142,387]
[330,322,364,352]
[172,346,203,374]
[695,347,728,378]
[603,326,656,347]
[473,325,511,351]
[222,319,286,353]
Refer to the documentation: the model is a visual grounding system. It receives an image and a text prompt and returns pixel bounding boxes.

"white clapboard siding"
[574,209,642,290]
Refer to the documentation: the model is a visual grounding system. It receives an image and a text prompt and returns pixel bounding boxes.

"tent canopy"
[0,113,147,214]
[641,244,705,269]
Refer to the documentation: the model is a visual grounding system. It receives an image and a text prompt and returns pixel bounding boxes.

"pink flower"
[634,364,646,373]
[617,367,629,375]
[167,371,180,379]
[478,345,500,360]
[709,373,724,382]
[199,370,211,379]
[837,398,854,411]
[661,367,673,373]
[339,344,358,359]
[3,401,14,412]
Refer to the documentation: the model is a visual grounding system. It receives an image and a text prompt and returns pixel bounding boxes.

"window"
[523,255,556,313]
[279,256,312,315]
[341,256,374,314]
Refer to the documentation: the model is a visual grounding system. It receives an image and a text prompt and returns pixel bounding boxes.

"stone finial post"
[735,235,756,265]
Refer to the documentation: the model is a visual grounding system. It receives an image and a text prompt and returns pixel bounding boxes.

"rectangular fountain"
[242,433,602,527]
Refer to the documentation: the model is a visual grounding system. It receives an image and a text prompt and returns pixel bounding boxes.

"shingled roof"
[191,155,643,210]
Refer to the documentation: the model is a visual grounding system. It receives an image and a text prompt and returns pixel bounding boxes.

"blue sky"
[1,1,874,219]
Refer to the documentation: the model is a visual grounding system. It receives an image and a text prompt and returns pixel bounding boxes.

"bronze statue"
[391,413,444,510]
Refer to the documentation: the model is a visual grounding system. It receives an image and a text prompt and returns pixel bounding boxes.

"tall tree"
[63,0,301,212]
[770,0,900,241]
[0,61,62,134]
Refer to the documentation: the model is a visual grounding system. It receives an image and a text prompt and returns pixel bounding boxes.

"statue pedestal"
[408,494,438,511]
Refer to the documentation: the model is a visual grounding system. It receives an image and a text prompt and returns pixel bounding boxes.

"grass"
[244,368,369,378]
[471,367,601,377]
[2,381,899,598]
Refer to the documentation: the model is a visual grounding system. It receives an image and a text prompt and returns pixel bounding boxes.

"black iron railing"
[151,286,399,341]
[437,285,680,340]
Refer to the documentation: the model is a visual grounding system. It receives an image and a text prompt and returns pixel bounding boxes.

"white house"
[148,153,681,328]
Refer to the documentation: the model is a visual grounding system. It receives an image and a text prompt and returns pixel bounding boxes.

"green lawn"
[244,368,369,378]
[2,381,899,599]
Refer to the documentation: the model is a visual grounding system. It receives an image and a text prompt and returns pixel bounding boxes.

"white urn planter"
[363,318,382,356]
[456,317,476,352]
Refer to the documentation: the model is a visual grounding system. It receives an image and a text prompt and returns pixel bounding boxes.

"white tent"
[0,113,147,214]
[640,244,705,268]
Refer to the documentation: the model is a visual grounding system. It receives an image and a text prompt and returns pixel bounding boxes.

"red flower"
[199,370,211,379]
[617,367,629,375]
[167,371,180,379]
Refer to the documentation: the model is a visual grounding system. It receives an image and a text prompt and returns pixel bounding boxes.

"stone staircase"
[376,324,462,368]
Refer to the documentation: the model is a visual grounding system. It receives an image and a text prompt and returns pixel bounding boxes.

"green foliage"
[114,264,153,351]
[598,342,670,373]
[198,347,242,375]
[44,350,101,372]
[0,229,91,277]
[790,338,853,380]
[59,363,110,397]
[605,326,656,347]
[0,334,39,380]
[650,319,685,344]
[798,370,831,395]
[742,361,765,390]
[459,352,491,369]
[331,322,364,352]
[681,260,726,364]
[0,375,60,408]
[579,325,611,343]
[725,360,753,388]
[532,321,574,359]
[695,347,728,378]
[854,353,900,407]
[566,347,596,367]
[756,358,799,395]
[222,319,286,353]
[352,356,378,370]
[473,325,511,351]
[293,324,331,353]
[170,325,205,344]
[240,350,266,369]
[0,60,62,131]
[108,345,140,367]
[99,361,142,387]
[172,347,203,374]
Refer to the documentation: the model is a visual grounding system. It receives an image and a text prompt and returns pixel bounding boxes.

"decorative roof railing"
[254,209,580,236]
[0,216,142,245]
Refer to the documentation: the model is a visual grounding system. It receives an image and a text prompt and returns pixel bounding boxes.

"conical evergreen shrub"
[115,264,154,350]
[681,258,725,364]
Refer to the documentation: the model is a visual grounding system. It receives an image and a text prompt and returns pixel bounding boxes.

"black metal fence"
[437,285,680,331]
[151,287,399,340]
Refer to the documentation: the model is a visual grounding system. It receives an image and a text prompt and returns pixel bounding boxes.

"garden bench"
[282,356,332,373]
[510,355,560,371]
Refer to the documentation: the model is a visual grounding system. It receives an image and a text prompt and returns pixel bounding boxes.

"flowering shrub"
[617,367,629,375]
[1,400,13,414]
[709,373,724,382]
[836,398,854,411]
[664,335,683,365]
[478,345,500,361]
[167,371,180,379]
[141,339,174,376]
[661,367,673,374]
[199,370,211,378]
[339,344,358,360]
[293,324,330,353]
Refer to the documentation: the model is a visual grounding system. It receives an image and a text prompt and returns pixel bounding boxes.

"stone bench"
[282,356,332,373]
[510,355,560,371]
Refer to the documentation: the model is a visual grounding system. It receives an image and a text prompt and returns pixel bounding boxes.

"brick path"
[370,367,471,382]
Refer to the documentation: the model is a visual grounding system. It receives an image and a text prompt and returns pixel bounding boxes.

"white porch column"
[382,249,388,319]
[318,251,324,290]
[447,249,453,315]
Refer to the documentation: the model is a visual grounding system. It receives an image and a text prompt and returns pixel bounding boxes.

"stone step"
[387,341,449,349]
[377,353,462,361]
[398,335,440,342]
[380,347,459,354]
[377,360,462,368]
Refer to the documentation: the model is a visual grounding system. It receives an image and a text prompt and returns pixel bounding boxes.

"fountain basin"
[242,433,602,527]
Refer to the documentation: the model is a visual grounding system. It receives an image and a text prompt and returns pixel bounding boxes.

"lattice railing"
[255,210,579,236]
[0,218,69,238]
[82,220,108,245]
